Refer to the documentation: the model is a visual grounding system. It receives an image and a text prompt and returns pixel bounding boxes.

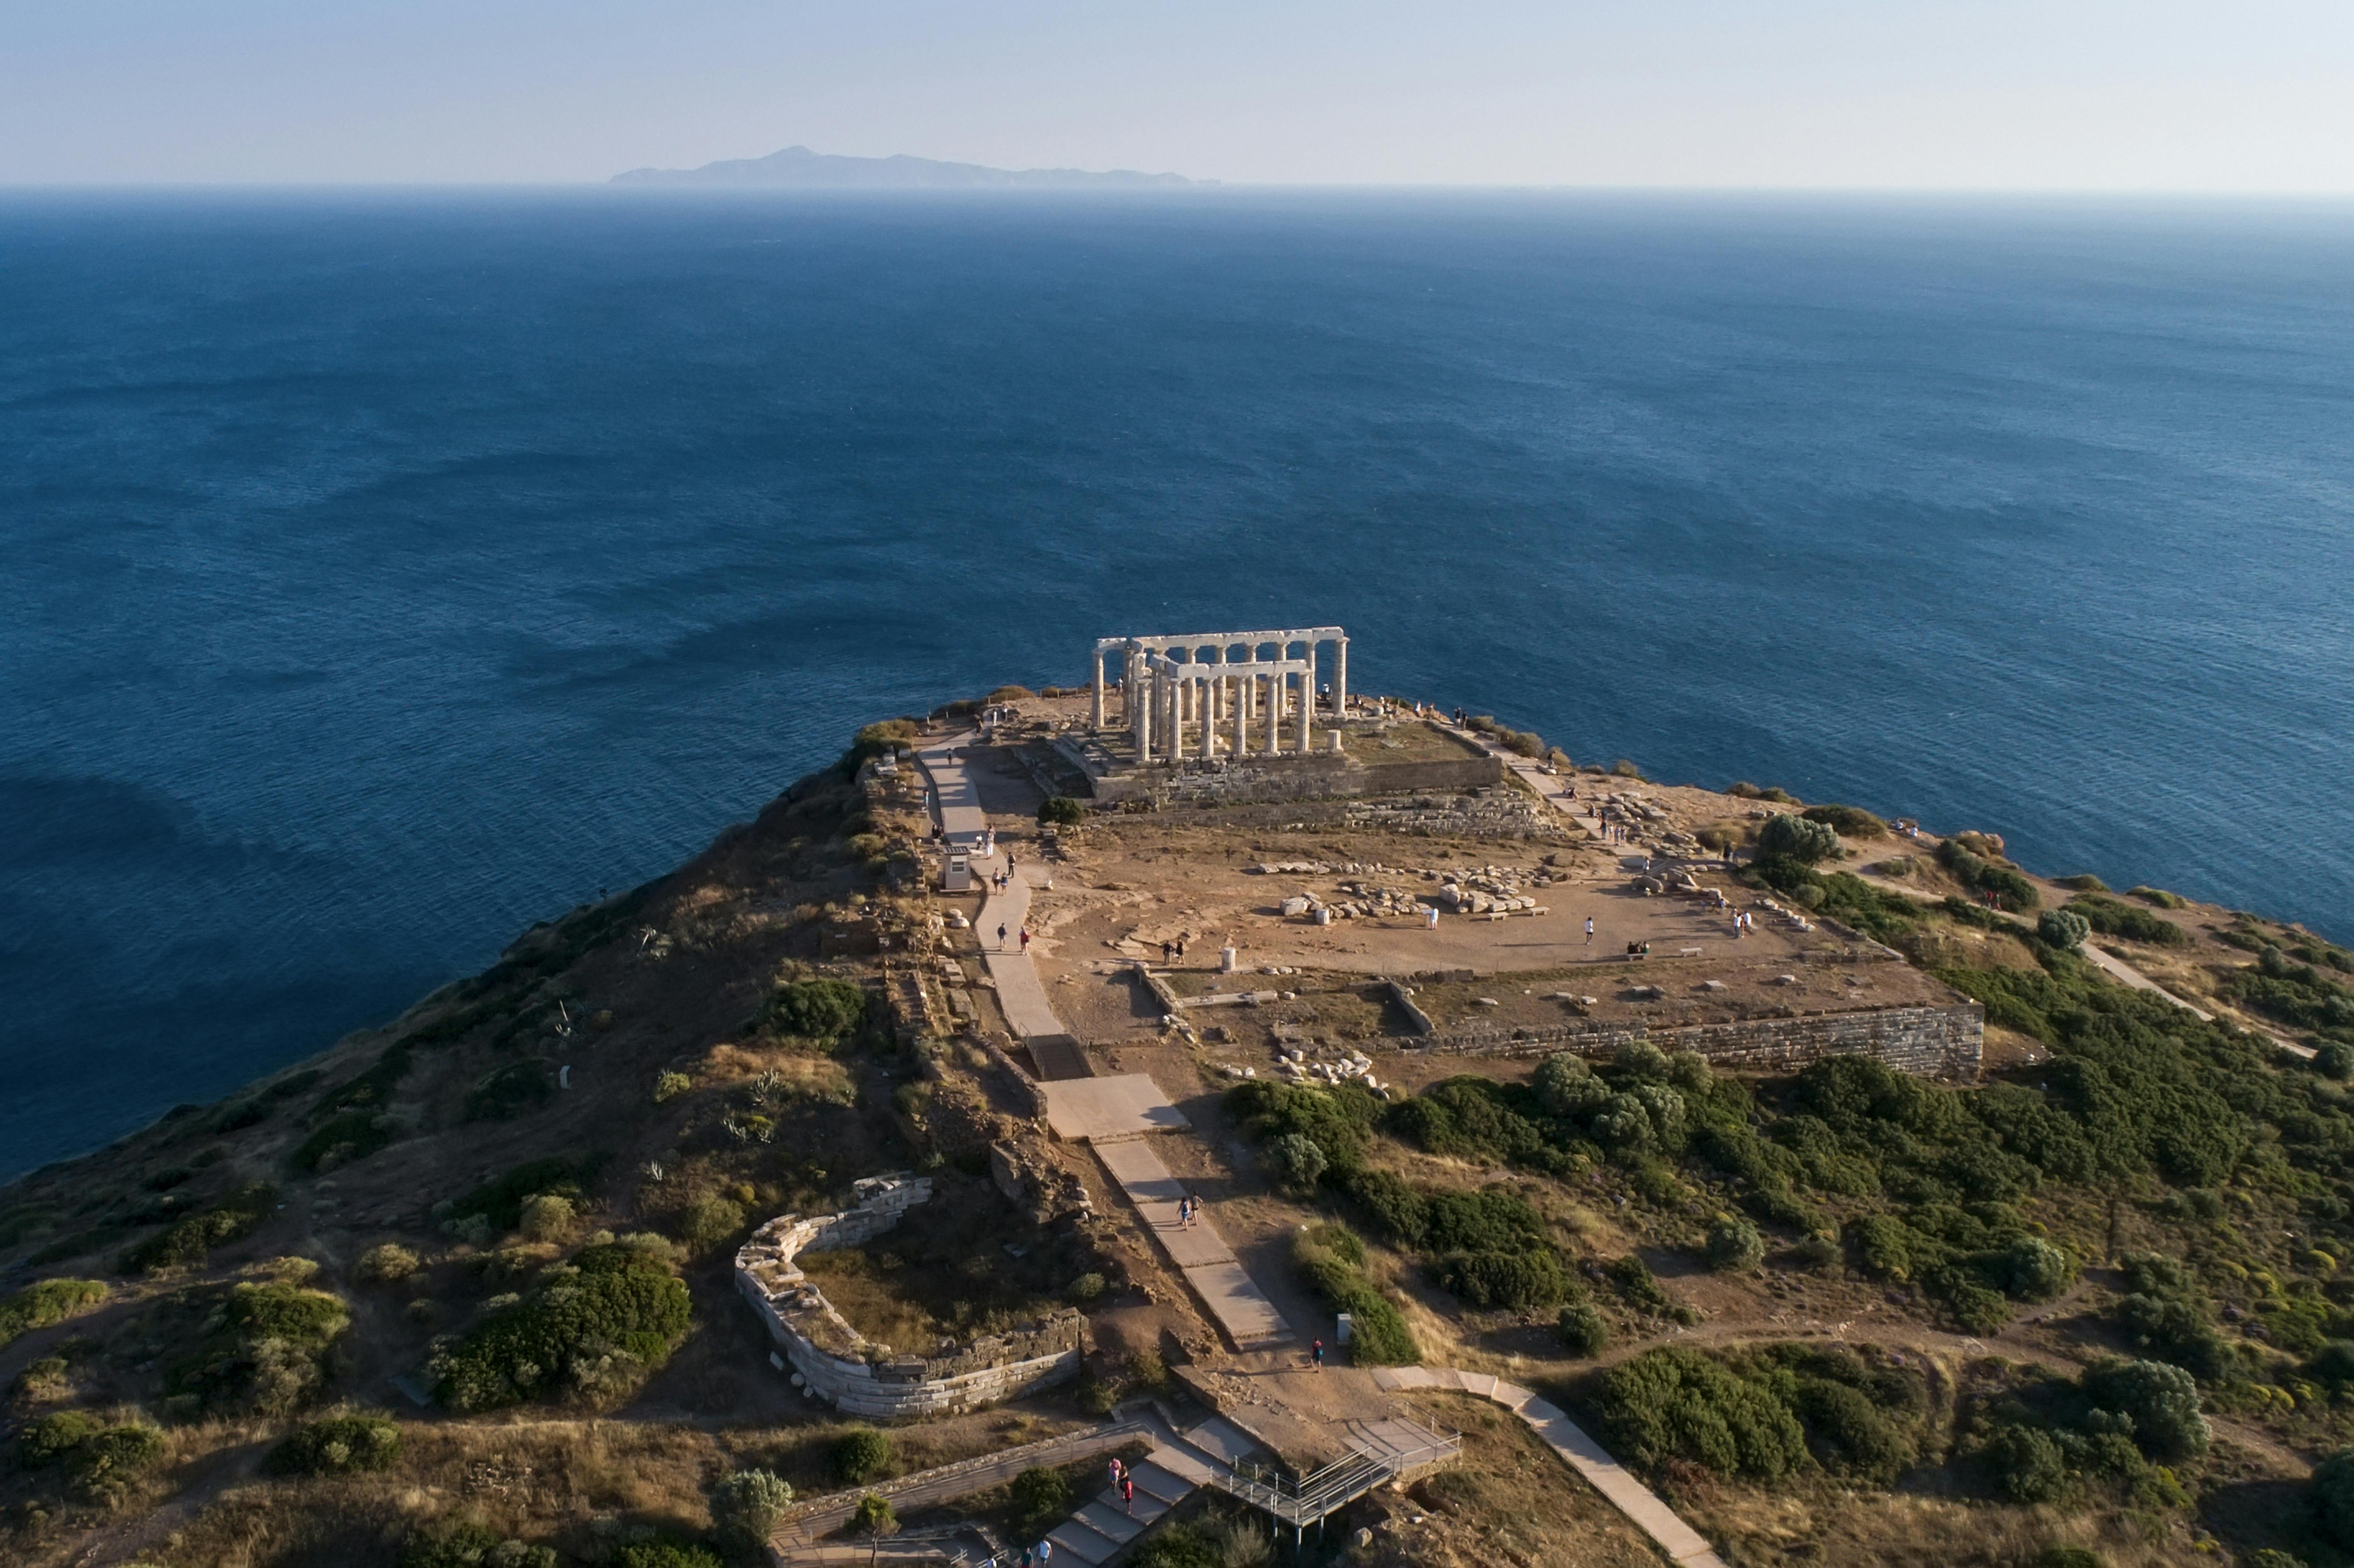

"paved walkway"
[1373,1366,1729,1568]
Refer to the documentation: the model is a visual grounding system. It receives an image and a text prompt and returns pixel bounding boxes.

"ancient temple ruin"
[1089,626,1350,761]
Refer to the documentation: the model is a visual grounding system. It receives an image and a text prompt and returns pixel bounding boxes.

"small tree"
[2081,1358,2209,1461]
[2038,909,2092,951]
[848,1493,897,1537]
[1999,1237,2077,1301]
[1009,1464,1075,1536]
[1263,1133,1327,1194]
[355,1243,420,1283]
[518,1193,574,1241]
[1039,797,1085,827]
[1705,1217,1765,1273]
[1558,1302,1610,1356]
[710,1468,794,1544]
[1756,813,1842,865]
[831,1427,895,1484]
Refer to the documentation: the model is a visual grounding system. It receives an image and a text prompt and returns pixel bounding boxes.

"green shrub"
[446,1156,597,1233]
[1132,1525,1219,1568]
[832,1428,896,1484]
[710,1467,794,1542]
[848,1493,897,1536]
[678,1195,748,1255]
[1067,1272,1107,1303]
[610,1548,713,1568]
[2066,893,2186,946]
[0,1277,106,1347]
[122,1182,275,1273]
[430,1244,692,1411]
[2314,1447,2354,1548]
[1039,797,1085,827]
[293,1110,398,1172]
[464,1060,555,1122]
[2128,886,2187,909]
[1430,1247,1568,1310]
[1705,1217,1765,1273]
[1262,1133,1327,1195]
[165,1279,350,1416]
[1290,1223,1418,1366]
[2079,1358,2208,1461]
[1936,840,2039,912]
[18,1409,95,1466]
[357,1243,422,1282]
[762,979,869,1045]
[1557,1302,1610,1356]
[65,1423,166,1505]
[1757,813,1842,864]
[1979,1421,2072,1503]
[2037,909,2092,951]
[1997,1236,2076,1301]
[400,1526,557,1568]
[1802,805,1888,839]
[1596,1347,1808,1480]
[267,1414,403,1476]
[1793,1377,1916,1483]
[1228,1079,1382,1175]
[2320,1041,2354,1082]
[2034,1550,2104,1568]
[654,1071,692,1103]
[1009,1464,1074,1536]
[2055,875,2110,893]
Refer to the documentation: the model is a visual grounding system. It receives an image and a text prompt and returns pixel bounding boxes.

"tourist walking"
[1311,1337,1325,1372]
[1122,1472,1135,1513]
[1188,1193,1203,1227]
[1019,926,1031,953]
[1585,917,1594,945]
[997,922,1008,950]
[1036,1538,1053,1564]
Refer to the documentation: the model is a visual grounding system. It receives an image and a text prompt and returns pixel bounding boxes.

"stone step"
[1180,1415,1263,1467]
[1140,1442,1218,1489]
[1074,1501,1144,1543]
[1046,1517,1124,1565]
[1124,1457,1195,1505]
[1095,1485,1171,1527]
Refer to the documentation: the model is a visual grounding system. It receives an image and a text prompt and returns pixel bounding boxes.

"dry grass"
[1669,1478,2213,1568]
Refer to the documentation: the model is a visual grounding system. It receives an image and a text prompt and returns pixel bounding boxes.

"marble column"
[1264,673,1281,757]
[1297,659,1313,753]
[1232,672,1247,755]
[1136,661,1153,755]
[1334,637,1348,719]
[1165,672,1183,764]
[1091,652,1106,730]
[1200,677,1216,760]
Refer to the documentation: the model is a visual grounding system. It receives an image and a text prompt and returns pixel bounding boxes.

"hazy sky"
[7,0,2353,188]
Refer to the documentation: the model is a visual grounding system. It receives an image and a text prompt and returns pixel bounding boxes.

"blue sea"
[4,191,2351,1179]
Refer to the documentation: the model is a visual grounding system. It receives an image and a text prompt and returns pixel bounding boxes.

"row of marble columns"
[1090,636,1349,768]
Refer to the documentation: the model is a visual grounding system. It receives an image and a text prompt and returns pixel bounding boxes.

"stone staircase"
[1025,1034,1095,1082]
[1038,1411,1260,1566]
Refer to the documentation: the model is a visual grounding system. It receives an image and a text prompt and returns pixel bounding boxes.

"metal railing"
[1205,1425,1462,1540]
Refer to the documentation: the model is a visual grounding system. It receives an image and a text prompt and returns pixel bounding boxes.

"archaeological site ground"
[9,625,2354,1568]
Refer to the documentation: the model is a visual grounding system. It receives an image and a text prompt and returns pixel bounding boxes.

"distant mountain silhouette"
[611,145,1202,189]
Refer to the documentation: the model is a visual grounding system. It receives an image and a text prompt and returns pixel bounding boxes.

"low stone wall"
[1073,746,1504,808]
[735,1173,1086,1419]
[1421,1002,1983,1080]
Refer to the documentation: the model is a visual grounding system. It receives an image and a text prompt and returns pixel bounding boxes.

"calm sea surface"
[4,191,2351,1177]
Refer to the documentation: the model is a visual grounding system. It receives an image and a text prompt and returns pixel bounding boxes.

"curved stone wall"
[735,1172,1085,1419]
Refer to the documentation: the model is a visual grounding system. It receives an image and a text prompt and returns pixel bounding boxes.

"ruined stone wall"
[1080,751,1504,807]
[734,1173,1085,1419]
[1420,1002,1983,1081]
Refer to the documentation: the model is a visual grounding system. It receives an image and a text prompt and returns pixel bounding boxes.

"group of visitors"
[1157,937,1188,963]
[993,921,1031,953]
[1732,909,1756,937]
[1175,1193,1204,1227]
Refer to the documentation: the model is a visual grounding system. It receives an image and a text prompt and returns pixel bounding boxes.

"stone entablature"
[734,1173,1086,1418]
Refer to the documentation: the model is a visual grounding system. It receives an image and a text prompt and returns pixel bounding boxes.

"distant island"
[611,144,1204,189]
